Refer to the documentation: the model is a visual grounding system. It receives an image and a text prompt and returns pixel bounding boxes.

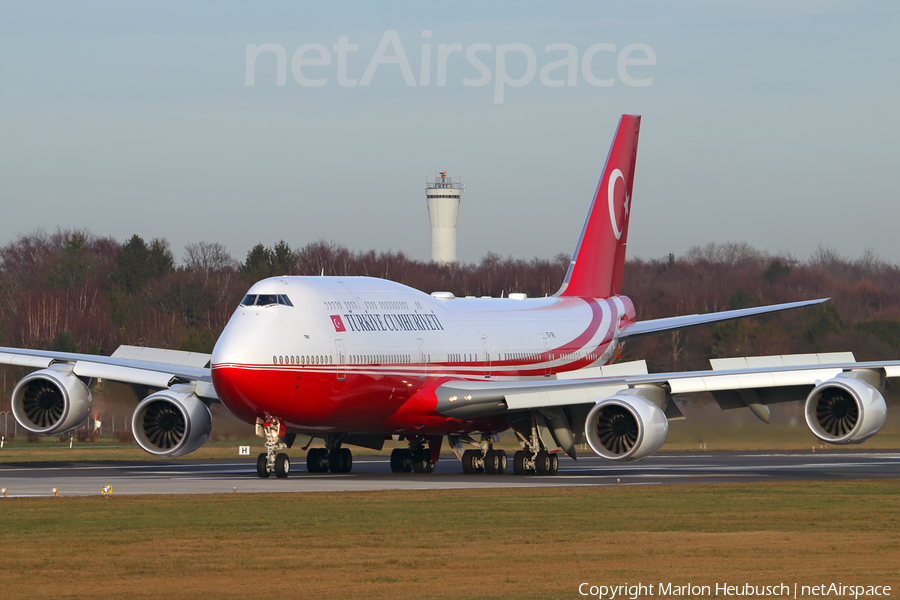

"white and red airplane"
[4,115,897,478]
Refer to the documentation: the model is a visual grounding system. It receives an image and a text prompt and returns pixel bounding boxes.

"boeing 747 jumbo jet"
[3,115,898,478]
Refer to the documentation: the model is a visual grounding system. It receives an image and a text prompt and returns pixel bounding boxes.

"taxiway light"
[1,488,6,498]
[52,487,58,497]
[101,484,112,496]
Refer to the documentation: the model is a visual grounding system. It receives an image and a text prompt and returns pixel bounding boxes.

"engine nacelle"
[11,367,92,434]
[585,389,669,461]
[805,375,886,445]
[132,389,212,457]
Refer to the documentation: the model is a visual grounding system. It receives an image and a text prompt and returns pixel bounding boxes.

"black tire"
[328,449,342,473]
[513,450,527,475]
[497,450,507,474]
[339,448,353,473]
[484,450,499,474]
[412,448,432,473]
[275,453,290,478]
[535,450,552,475]
[549,453,559,475]
[307,448,325,473]
[390,448,406,473]
[257,453,270,478]
[401,449,413,472]
[462,449,479,474]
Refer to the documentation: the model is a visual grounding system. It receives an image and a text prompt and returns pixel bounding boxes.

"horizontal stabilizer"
[618,298,829,340]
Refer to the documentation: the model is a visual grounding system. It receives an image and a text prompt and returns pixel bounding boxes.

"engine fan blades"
[594,405,638,455]
[142,402,186,450]
[22,380,64,428]
[815,389,859,437]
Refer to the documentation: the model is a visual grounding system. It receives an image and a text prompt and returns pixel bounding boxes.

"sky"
[1,1,898,266]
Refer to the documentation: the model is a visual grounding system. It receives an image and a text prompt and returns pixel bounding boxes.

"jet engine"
[131,389,212,457]
[805,374,886,445]
[585,389,669,461]
[11,367,92,434]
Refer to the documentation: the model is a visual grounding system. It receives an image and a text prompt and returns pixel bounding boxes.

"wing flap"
[111,345,211,369]
[73,361,178,389]
[668,368,842,394]
[0,353,54,369]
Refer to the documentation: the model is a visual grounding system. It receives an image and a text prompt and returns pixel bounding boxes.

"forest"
[2,228,900,421]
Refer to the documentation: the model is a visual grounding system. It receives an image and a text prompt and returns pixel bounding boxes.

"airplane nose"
[212,338,257,367]
[211,331,261,423]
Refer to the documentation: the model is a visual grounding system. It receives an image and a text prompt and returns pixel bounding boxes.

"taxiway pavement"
[1,450,898,497]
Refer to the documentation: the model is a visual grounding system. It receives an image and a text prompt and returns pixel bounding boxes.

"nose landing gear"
[255,417,295,478]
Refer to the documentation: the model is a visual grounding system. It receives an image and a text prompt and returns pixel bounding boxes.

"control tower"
[425,171,464,264]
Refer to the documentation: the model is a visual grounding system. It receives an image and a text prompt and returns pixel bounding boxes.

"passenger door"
[334,339,346,381]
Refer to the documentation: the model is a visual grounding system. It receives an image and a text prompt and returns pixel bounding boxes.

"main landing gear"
[390,435,440,474]
[451,434,508,475]
[509,411,561,476]
[306,433,353,474]
[256,416,295,479]
[512,449,558,476]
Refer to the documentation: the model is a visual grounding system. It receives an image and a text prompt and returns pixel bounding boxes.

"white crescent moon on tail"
[607,168,626,240]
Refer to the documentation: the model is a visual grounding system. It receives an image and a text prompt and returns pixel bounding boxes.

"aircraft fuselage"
[210,276,634,435]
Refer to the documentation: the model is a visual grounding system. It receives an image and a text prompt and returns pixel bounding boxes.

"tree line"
[1,229,899,379]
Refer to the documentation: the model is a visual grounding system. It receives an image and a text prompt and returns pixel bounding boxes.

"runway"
[2,450,899,497]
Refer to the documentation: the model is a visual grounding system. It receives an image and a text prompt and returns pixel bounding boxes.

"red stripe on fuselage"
[211,365,508,435]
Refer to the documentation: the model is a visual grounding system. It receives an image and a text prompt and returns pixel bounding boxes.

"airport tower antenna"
[425,171,464,264]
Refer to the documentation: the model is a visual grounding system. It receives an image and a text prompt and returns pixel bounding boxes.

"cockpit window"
[241,294,293,308]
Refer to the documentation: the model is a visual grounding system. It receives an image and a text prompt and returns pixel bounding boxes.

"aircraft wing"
[0,345,217,400]
[434,352,900,421]
[618,298,829,340]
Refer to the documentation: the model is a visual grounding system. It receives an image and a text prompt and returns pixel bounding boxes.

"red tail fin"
[556,114,641,298]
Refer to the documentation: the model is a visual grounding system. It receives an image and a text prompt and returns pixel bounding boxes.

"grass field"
[0,480,897,599]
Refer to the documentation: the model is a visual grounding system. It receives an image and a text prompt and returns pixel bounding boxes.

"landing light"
[449,396,458,402]
[465,395,472,401]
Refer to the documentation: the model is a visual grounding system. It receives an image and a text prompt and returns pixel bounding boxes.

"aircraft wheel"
[484,449,500,474]
[412,449,433,473]
[307,448,326,473]
[275,453,290,478]
[339,448,353,473]
[390,448,407,473]
[401,449,413,472]
[535,451,553,475]
[257,453,270,478]
[549,453,559,475]
[462,449,480,474]
[513,450,529,475]
[496,450,507,474]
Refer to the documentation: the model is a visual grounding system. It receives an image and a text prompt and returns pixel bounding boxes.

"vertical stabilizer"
[556,115,641,299]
